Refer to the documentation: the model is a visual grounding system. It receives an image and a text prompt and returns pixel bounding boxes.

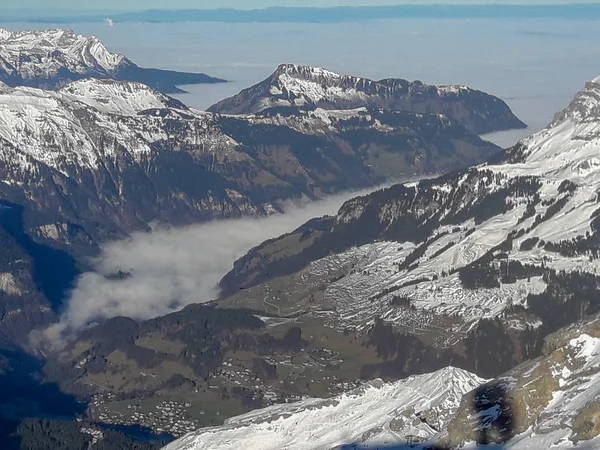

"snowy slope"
[0,28,225,92]
[0,80,225,173]
[162,367,486,450]
[0,28,126,80]
[58,79,187,115]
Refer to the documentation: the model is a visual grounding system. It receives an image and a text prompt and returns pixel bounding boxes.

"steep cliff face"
[444,313,600,449]
[0,200,79,350]
[208,63,527,135]
[0,28,225,93]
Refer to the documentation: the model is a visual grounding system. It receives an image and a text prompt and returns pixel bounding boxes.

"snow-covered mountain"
[220,74,600,378]
[208,63,526,135]
[0,78,499,255]
[47,74,600,448]
[0,28,225,93]
[162,367,486,450]
[58,78,188,115]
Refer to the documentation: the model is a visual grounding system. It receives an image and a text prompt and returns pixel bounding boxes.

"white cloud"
[42,187,383,347]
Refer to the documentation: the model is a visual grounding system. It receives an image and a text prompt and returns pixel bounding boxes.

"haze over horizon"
[3,0,600,12]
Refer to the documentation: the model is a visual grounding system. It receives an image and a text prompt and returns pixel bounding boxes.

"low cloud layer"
[44,187,382,345]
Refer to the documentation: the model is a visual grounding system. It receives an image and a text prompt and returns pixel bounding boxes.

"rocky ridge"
[208,63,526,135]
[0,28,225,93]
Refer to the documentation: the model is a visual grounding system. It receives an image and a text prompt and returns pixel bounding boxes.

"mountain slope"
[218,75,600,380]
[162,367,485,450]
[0,28,225,93]
[0,199,79,349]
[163,313,600,450]
[46,76,600,443]
[0,78,500,255]
[208,64,526,135]
[443,312,600,448]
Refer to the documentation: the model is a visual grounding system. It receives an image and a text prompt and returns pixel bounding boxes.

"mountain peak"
[209,64,526,135]
[0,27,128,80]
[273,63,343,81]
[501,77,600,177]
[0,27,226,94]
[550,74,600,126]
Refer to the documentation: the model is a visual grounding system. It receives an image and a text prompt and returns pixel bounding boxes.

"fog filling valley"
[44,187,383,344]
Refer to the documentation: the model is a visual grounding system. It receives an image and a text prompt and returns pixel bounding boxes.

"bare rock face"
[208,63,527,135]
[444,313,600,448]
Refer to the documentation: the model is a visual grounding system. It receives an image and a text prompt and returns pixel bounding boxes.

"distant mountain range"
[0,29,225,93]
[5,5,600,24]
[0,36,524,264]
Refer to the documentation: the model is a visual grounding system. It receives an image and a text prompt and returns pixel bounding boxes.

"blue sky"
[4,0,599,11]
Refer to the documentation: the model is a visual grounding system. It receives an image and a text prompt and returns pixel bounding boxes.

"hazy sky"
[4,0,599,12]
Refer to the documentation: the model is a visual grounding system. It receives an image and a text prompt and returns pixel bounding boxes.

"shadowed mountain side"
[0,200,80,311]
[0,200,84,350]
[0,349,84,448]
[0,350,172,449]
[337,381,514,449]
